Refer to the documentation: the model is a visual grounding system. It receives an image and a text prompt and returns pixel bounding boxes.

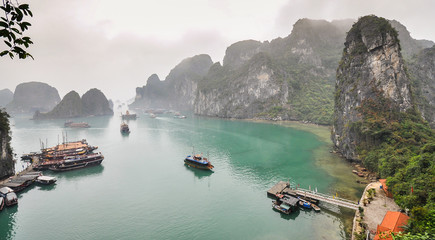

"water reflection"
[278,209,300,221]
[0,204,18,240]
[50,165,104,180]
[184,165,213,179]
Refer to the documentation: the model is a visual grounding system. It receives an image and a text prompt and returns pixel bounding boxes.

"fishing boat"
[272,194,299,214]
[48,152,104,172]
[184,153,214,170]
[121,110,137,120]
[36,176,57,185]
[311,203,321,212]
[298,198,312,209]
[120,122,130,134]
[0,187,18,206]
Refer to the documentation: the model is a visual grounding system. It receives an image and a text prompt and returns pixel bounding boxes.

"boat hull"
[49,156,104,172]
[184,159,213,170]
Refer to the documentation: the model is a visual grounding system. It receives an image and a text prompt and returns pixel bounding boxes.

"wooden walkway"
[267,181,359,210]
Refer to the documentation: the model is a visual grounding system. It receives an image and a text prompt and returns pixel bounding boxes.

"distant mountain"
[6,82,60,114]
[34,88,113,119]
[408,45,435,127]
[130,54,213,110]
[0,89,13,107]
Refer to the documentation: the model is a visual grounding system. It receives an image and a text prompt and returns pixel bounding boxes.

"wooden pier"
[267,181,359,210]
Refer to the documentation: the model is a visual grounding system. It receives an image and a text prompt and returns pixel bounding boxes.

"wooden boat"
[184,153,214,170]
[64,121,90,128]
[48,153,104,172]
[120,122,130,134]
[272,194,299,215]
[0,187,18,206]
[121,110,137,120]
[36,176,57,185]
[311,203,321,212]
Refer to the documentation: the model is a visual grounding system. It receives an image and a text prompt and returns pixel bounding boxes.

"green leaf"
[16,8,24,22]
[0,22,8,28]
[0,50,8,56]
[11,27,20,34]
[28,10,33,17]
[18,4,29,10]
[4,40,11,47]
[8,52,13,59]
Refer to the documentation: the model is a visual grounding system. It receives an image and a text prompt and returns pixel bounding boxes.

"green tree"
[0,0,33,59]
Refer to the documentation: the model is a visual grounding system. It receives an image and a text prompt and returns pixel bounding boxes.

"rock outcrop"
[130,54,213,110]
[0,110,14,179]
[6,82,60,114]
[34,89,113,119]
[0,89,13,107]
[332,15,414,160]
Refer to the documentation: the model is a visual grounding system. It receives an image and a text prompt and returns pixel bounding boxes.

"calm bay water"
[1,113,363,239]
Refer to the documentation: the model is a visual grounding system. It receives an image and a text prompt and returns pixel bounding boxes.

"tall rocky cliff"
[6,82,60,114]
[332,15,413,160]
[34,88,113,119]
[0,110,14,179]
[130,54,213,110]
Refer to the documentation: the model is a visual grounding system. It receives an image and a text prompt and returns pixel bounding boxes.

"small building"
[379,179,393,198]
[374,211,409,240]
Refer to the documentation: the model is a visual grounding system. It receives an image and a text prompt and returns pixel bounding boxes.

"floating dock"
[267,181,359,210]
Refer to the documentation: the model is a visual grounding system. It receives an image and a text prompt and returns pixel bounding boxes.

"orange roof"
[379,179,388,191]
[374,211,409,240]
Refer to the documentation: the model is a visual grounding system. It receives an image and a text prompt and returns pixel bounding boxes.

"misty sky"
[1,0,434,101]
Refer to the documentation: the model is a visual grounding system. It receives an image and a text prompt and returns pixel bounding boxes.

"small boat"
[298,198,312,209]
[121,110,137,120]
[311,203,321,212]
[120,122,130,134]
[0,187,18,206]
[150,113,156,118]
[184,153,214,170]
[64,121,90,128]
[0,197,4,211]
[36,176,57,185]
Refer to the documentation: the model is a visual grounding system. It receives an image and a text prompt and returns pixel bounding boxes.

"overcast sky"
[1,0,434,101]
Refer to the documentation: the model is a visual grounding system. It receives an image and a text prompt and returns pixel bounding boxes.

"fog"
[1,0,434,101]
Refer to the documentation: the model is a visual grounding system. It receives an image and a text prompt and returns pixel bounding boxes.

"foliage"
[352,89,435,235]
[0,108,12,156]
[0,0,33,59]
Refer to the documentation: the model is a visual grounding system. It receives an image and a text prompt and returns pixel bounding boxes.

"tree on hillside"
[0,0,33,59]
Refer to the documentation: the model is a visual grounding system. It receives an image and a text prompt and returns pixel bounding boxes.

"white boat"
[36,176,57,185]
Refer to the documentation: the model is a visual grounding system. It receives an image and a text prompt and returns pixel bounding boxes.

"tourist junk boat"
[36,176,57,185]
[120,122,130,134]
[184,153,214,170]
[33,139,99,171]
[64,121,90,128]
[121,110,137,120]
[48,152,104,172]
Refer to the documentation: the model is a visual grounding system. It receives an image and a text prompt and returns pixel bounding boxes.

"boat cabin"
[36,176,57,185]
[0,187,18,206]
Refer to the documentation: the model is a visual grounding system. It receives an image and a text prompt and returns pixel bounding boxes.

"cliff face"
[195,19,354,123]
[332,15,413,160]
[0,110,14,179]
[34,89,113,119]
[0,89,13,107]
[130,54,213,110]
[7,82,60,114]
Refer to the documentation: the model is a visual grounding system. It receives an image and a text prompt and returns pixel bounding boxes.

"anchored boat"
[184,153,214,170]
[120,122,130,134]
[48,153,104,172]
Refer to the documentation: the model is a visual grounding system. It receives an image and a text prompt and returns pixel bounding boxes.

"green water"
[1,113,363,239]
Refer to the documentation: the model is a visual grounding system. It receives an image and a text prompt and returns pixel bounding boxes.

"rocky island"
[33,88,113,119]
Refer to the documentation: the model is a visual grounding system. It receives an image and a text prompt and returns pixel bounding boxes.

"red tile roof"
[373,211,409,240]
